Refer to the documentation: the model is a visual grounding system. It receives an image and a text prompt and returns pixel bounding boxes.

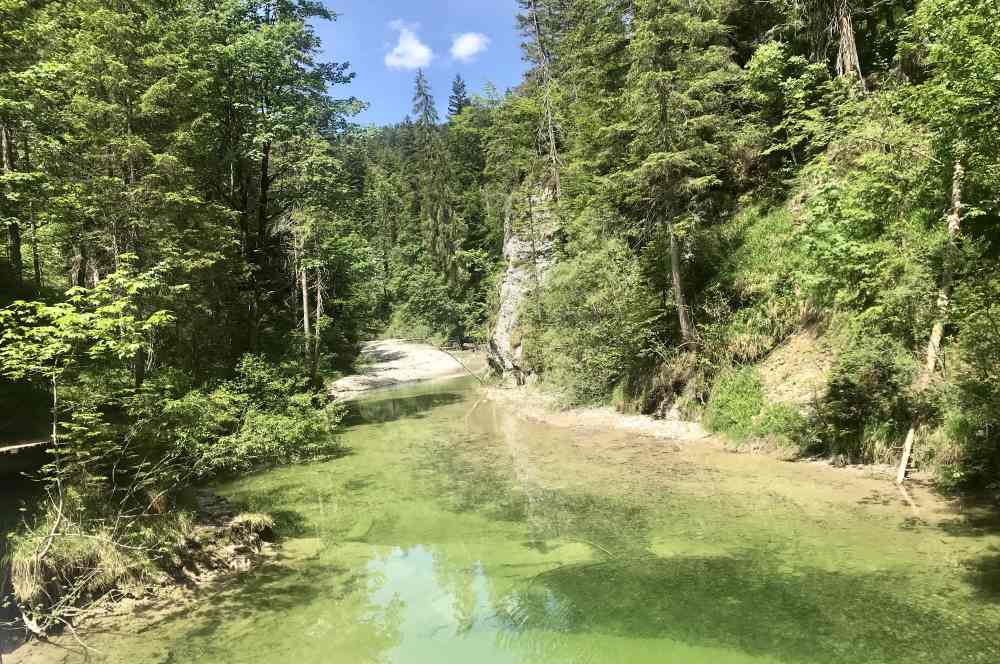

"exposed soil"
[757,326,834,406]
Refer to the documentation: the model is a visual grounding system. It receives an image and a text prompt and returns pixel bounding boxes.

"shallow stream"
[14,378,1000,662]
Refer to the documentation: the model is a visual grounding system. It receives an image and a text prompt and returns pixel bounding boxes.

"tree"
[615,0,739,345]
[412,69,438,133]
[896,0,1000,483]
[448,74,470,118]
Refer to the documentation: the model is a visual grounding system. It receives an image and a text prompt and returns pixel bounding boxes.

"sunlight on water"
[14,378,1000,663]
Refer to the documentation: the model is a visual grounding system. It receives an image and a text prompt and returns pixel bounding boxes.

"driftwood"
[436,347,486,385]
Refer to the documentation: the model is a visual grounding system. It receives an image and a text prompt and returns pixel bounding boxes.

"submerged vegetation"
[1,0,1000,650]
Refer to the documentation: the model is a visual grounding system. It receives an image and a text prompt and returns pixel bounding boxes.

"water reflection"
[364,545,520,664]
[344,391,466,426]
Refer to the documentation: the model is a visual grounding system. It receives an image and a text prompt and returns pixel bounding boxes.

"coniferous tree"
[448,74,470,118]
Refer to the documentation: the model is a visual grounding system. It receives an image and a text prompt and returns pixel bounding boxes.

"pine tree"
[448,74,470,118]
[616,0,740,344]
[412,69,438,130]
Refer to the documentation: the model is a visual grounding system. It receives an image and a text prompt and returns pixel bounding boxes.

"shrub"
[522,238,661,405]
[805,331,915,463]
[704,368,765,441]
[754,402,807,446]
[153,357,344,478]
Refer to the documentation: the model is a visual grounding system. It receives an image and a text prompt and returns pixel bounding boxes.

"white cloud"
[450,32,490,62]
[385,20,433,70]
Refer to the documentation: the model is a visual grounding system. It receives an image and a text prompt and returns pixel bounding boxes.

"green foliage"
[806,331,916,463]
[155,355,344,477]
[523,238,660,404]
[932,272,1000,491]
[704,367,804,446]
[741,40,836,184]
[704,368,765,441]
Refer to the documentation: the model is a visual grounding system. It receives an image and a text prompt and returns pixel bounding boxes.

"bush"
[754,402,807,445]
[154,356,344,478]
[704,367,806,446]
[522,238,661,405]
[704,367,765,441]
[804,331,916,463]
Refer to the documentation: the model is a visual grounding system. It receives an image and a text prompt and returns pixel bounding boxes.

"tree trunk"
[311,269,323,385]
[835,1,867,92]
[23,137,41,288]
[299,247,312,377]
[530,0,562,200]
[668,222,694,345]
[30,211,41,287]
[897,161,964,484]
[257,140,271,255]
[1,122,23,285]
[134,347,147,389]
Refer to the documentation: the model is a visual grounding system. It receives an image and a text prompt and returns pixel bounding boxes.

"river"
[11,377,1000,663]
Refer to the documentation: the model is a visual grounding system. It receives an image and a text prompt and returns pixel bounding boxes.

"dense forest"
[1,0,998,640]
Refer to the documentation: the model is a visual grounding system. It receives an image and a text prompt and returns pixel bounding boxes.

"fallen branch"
[437,347,486,385]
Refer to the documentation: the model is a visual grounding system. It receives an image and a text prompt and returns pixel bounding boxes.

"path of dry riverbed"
[327,339,487,400]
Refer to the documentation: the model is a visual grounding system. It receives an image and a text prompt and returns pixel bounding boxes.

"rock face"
[488,187,558,384]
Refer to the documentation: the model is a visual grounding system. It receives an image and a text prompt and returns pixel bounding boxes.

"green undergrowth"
[1,354,345,631]
[704,367,804,448]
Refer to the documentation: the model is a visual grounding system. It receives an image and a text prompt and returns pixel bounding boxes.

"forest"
[1,0,999,645]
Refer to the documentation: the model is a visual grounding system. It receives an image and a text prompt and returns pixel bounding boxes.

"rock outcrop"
[488,187,559,384]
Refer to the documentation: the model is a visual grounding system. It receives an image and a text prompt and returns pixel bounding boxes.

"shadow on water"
[116,561,353,663]
[342,392,465,426]
[936,498,1000,603]
[498,552,998,664]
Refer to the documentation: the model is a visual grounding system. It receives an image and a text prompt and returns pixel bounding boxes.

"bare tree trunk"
[834,0,867,92]
[897,161,964,484]
[30,211,41,287]
[22,136,41,288]
[257,140,271,255]
[668,222,694,345]
[1,122,23,285]
[298,245,312,377]
[311,269,323,385]
[530,0,562,200]
[134,348,147,389]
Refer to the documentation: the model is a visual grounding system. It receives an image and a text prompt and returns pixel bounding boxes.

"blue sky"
[314,1,528,126]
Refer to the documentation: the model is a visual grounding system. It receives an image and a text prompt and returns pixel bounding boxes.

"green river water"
[13,377,1000,663]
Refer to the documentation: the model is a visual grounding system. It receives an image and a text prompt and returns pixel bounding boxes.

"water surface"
[16,378,1000,662]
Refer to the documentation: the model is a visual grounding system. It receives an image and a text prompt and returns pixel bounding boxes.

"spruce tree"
[412,69,438,130]
[448,74,470,118]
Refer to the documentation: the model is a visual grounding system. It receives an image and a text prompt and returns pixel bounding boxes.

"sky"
[314,1,529,127]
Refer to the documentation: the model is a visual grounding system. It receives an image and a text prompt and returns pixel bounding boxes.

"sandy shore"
[328,339,486,401]
[486,384,709,442]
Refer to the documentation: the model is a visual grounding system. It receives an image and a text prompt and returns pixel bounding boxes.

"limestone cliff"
[488,187,558,383]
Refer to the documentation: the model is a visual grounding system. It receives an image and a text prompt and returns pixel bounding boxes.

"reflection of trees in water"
[420,427,653,559]
[344,391,465,426]
[493,552,1000,664]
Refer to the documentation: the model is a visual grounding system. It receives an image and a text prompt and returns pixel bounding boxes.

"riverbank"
[4,491,278,661]
[328,339,486,401]
[485,382,915,482]
[486,384,709,442]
